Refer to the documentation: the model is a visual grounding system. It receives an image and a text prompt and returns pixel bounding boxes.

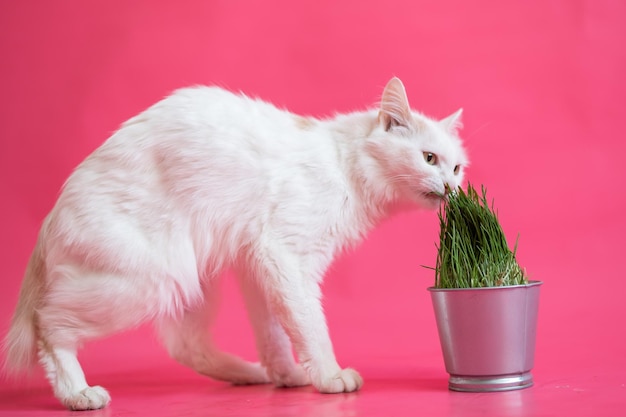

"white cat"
[3,77,467,410]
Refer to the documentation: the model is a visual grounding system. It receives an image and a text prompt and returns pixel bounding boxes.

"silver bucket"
[428,281,542,392]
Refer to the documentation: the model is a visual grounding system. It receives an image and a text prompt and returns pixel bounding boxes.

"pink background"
[1,1,625,416]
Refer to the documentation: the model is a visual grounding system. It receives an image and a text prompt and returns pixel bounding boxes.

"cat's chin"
[420,192,446,209]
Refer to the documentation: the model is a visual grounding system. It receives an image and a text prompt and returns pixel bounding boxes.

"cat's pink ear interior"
[378,77,411,131]
[440,108,463,134]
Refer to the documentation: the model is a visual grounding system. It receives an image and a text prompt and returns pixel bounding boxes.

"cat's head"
[365,77,468,210]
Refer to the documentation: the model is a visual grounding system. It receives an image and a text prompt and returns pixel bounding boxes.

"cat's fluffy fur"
[3,78,467,410]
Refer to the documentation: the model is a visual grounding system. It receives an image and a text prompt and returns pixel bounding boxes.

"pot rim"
[427,280,543,292]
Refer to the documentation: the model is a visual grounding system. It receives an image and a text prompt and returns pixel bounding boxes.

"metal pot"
[428,281,542,392]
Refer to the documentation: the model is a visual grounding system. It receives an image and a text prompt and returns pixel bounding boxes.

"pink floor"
[0,347,623,417]
[1,374,623,417]
[1,272,624,417]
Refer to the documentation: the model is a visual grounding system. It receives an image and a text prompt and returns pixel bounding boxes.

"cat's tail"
[3,237,46,376]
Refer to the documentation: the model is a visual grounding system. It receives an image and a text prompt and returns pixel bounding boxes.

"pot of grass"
[427,184,542,392]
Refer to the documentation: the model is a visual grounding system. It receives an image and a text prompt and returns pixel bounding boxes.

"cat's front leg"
[252,251,363,393]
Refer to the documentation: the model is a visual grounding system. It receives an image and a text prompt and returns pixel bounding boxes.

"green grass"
[432,184,528,289]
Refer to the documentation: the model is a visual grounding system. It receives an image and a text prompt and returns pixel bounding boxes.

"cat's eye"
[454,165,461,175]
[423,152,437,165]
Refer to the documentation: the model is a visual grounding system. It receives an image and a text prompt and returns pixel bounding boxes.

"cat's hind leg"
[34,267,134,410]
[37,342,110,410]
[34,264,181,410]
[237,270,310,388]
[157,281,270,385]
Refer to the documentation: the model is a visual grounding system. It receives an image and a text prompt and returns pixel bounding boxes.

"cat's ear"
[440,109,463,134]
[378,77,411,131]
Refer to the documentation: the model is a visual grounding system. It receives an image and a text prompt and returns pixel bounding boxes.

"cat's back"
[125,85,297,138]
[67,85,337,210]
[80,85,325,183]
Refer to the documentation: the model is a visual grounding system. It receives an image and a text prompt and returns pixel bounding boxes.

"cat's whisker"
[387,174,414,184]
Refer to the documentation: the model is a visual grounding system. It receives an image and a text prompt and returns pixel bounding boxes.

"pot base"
[448,372,533,392]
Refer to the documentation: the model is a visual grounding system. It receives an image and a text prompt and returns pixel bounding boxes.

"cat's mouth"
[424,191,445,201]
[422,191,446,205]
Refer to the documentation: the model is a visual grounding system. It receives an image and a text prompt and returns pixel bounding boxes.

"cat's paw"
[316,368,363,393]
[270,364,311,388]
[61,385,111,410]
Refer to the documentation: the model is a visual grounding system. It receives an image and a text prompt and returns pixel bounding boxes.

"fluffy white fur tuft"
[3,77,467,410]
